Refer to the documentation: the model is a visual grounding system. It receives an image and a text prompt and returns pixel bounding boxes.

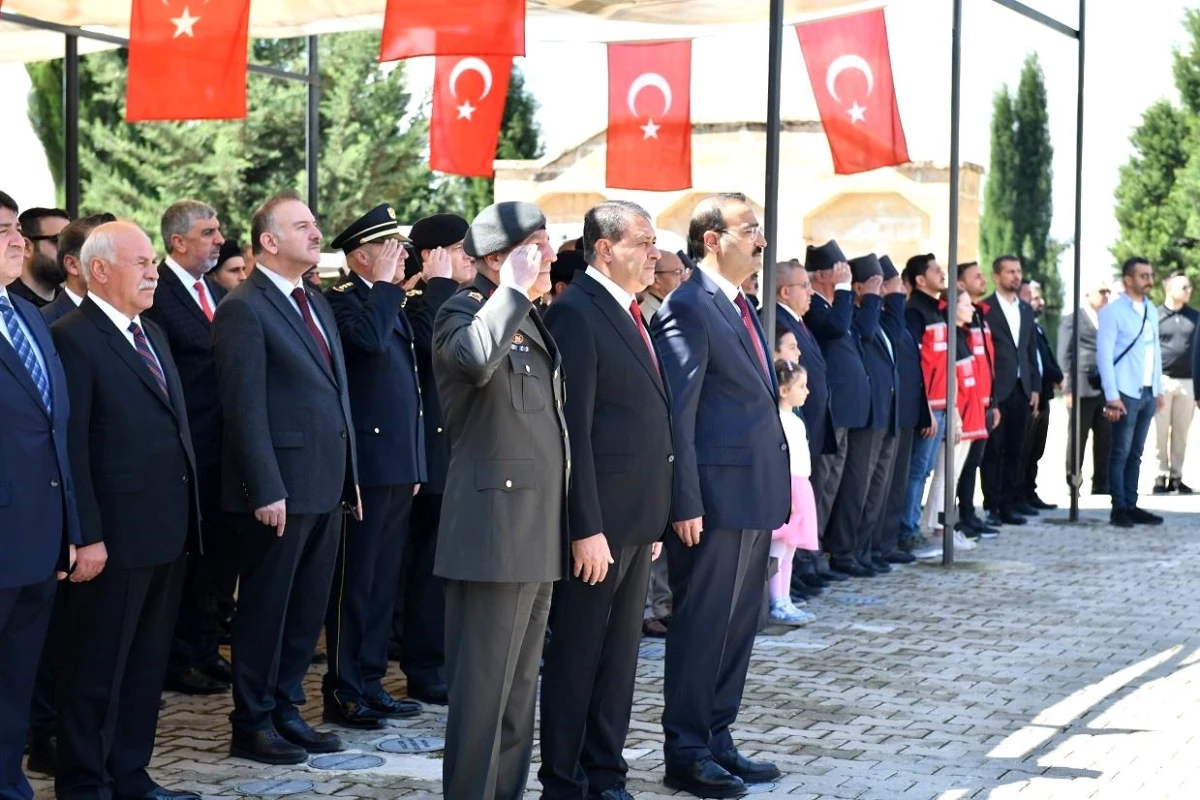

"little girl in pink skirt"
[769,360,818,625]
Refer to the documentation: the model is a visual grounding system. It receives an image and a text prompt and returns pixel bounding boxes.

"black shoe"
[1109,508,1135,529]
[789,582,815,602]
[200,654,232,684]
[642,618,669,638]
[999,511,1027,525]
[322,697,386,730]
[229,728,308,765]
[966,517,1000,535]
[1153,476,1170,494]
[408,682,449,705]
[597,788,636,800]
[275,714,344,753]
[116,785,201,800]
[822,568,851,582]
[830,560,874,578]
[365,689,421,718]
[884,550,917,564]
[1028,494,1058,510]
[664,757,747,798]
[985,511,1005,527]
[712,747,782,784]
[1173,479,1194,495]
[1128,506,1164,525]
[796,572,828,589]
[1013,502,1039,516]
[26,734,55,775]
[869,556,892,573]
[163,667,228,696]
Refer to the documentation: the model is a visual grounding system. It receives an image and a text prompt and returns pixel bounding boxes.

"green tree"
[980,87,1016,265]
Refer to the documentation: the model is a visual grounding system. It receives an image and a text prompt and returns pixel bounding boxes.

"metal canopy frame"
[0,9,322,217]
[758,0,1087,566]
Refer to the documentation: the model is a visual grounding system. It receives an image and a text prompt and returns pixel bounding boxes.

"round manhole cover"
[235,779,315,796]
[745,782,777,794]
[830,594,883,606]
[309,753,385,770]
[378,735,446,753]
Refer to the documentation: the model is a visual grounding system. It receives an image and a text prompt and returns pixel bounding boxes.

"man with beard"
[953,262,999,539]
[12,207,69,307]
[143,201,235,698]
[42,213,117,326]
[432,202,568,800]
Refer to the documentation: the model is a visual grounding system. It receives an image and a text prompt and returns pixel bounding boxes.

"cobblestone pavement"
[29,403,1200,798]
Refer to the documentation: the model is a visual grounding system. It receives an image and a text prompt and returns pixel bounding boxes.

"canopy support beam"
[760,0,786,350]
[64,33,79,217]
[306,35,320,216]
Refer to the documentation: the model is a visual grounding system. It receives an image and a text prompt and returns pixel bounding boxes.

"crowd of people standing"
[0,187,1194,800]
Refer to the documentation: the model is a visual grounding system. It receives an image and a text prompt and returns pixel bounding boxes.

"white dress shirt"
[698,263,741,303]
[63,287,84,307]
[996,292,1023,377]
[0,286,50,377]
[256,264,330,347]
[585,266,636,311]
[166,257,218,316]
[779,409,811,478]
[89,292,164,366]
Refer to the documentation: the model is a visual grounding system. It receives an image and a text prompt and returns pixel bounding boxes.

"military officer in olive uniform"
[432,201,570,800]
[321,205,426,729]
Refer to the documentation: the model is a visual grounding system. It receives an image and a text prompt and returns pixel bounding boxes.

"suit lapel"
[83,300,176,415]
[160,262,211,328]
[308,289,345,387]
[144,321,185,420]
[22,303,60,421]
[205,274,228,307]
[0,304,49,416]
[986,294,1015,345]
[709,283,772,394]
[579,274,664,397]
[255,272,337,386]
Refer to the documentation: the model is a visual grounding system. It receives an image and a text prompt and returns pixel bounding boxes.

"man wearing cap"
[393,212,474,707]
[319,204,426,729]
[804,240,875,578]
[432,201,568,800]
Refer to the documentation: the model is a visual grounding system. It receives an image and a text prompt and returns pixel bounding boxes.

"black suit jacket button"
[50,479,60,488]
[373,427,380,434]
[781,443,788,451]
[668,455,675,463]
[341,431,348,439]
[182,475,188,483]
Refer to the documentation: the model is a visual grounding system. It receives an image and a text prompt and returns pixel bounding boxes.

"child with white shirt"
[769,360,818,625]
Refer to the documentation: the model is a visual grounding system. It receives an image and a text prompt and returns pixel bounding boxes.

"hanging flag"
[430,56,513,178]
[381,0,525,61]
[795,8,909,174]
[606,40,692,191]
[126,0,250,122]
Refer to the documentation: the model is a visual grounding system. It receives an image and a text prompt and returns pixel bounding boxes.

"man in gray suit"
[211,190,361,765]
[432,201,569,800]
[1059,279,1113,495]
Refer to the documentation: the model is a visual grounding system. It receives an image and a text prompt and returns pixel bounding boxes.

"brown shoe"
[642,617,669,638]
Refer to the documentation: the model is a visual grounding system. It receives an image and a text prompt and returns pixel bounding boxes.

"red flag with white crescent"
[126,0,250,121]
[606,40,692,191]
[795,8,909,174]
[381,0,525,61]
[431,56,513,178]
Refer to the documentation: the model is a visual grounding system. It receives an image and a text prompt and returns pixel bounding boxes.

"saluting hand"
[256,498,287,536]
[71,542,107,582]
[422,246,453,282]
[673,517,703,547]
[367,239,403,285]
[832,261,852,286]
[864,275,883,296]
[572,533,614,585]
[500,243,542,293]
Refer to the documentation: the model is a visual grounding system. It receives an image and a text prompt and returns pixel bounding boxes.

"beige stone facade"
[494,121,982,266]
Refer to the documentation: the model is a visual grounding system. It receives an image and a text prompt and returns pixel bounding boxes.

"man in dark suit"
[651,193,790,798]
[321,205,426,729]
[1059,281,1112,494]
[432,202,569,800]
[211,190,360,765]
[11,207,69,308]
[41,212,115,326]
[980,256,1042,525]
[1019,279,1063,510]
[52,220,200,800]
[539,201,674,800]
[0,190,79,800]
[143,200,234,697]
[392,213,474,706]
[804,240,876,578]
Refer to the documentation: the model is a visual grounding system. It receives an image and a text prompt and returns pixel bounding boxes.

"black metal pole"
[305,35,320,217]
[1068,0,1086,521]
[943,0,964,566]
[761,0,785,351]
[64,34,80,217]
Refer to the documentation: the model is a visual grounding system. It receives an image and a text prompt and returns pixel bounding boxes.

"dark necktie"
[734,293,769,378]
[629,299,660,373]
[291,287,333,369]
[128,322,169,399]
[0,296,51,414]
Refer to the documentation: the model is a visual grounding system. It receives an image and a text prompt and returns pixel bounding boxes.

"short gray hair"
[79,226,119,280]
[582,200,652,265]
[161,200,217,254]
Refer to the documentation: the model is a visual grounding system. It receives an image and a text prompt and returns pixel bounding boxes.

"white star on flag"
[170,6,200,38]
[640,119,660,140]
[847,102,866,124]
[457,100,476,120]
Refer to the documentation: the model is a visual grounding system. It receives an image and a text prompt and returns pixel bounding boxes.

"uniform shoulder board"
[331,281,356,293]
[406,288,424,298]
[467,291,485,302]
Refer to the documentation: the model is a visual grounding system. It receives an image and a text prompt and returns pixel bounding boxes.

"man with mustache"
[143,201,236,698]
[52,220,200,800]
[12,207,69,307]
[211,190,360,764]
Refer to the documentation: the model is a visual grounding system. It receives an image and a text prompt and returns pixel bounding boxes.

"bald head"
[648,249,686,298]
[81,221,160,318]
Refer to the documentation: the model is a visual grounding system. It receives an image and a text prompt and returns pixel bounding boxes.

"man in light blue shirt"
[1095,257,1165,527]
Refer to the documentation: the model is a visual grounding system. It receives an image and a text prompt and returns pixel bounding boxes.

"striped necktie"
[0,295,52,414]
[128,322,169,399]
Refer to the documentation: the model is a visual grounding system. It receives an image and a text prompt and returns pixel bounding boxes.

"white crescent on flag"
[825,54,874,102]
[449,57,495,100]
[626,72,673,118]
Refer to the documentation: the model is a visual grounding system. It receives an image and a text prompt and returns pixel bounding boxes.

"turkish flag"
[126,0,250,122]
[795,9,909,174]
[381,0,524,61]
[430,56,513,178]
[606,41,692,191]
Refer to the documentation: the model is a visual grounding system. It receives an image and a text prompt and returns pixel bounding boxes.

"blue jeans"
[1108,388,1156,509]
[902,409,946,535]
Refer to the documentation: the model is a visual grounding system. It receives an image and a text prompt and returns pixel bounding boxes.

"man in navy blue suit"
[651,193,790,799]
[0,190,80,800]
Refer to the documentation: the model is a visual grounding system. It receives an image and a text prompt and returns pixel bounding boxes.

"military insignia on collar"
[511,333,525,345]
[332,282,355,293]
[468,291,485,302]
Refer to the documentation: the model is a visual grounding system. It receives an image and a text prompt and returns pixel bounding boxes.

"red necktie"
[734,293,769,378]
[629,300,660,373]
[193,280,215,322]
[290,287,333,369]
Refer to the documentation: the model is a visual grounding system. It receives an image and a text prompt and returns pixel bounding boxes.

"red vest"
[966,321,995,408]
[956,345,987,442]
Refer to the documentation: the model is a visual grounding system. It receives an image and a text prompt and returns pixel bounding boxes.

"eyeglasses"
[714,225,762,240]
[655,268,684,277]
[779,283,807,290]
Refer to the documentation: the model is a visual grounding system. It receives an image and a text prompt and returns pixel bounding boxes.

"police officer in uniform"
[321,204,426,728]
[432,201,569,800]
